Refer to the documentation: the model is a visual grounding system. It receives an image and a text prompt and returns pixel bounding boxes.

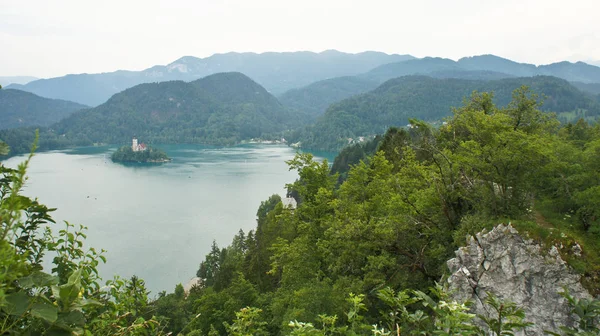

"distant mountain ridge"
[6,51,414,106]
[364,55,600,83]
[0,76,38,87]
[279,55,600,118]
[0,89,87,130]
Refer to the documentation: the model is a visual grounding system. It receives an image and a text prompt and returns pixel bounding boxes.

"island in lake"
[111,138,171,163]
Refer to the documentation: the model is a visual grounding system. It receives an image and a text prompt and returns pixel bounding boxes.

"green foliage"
[0,140,9,156]
[224,307,268,336]
[546,289,600,335]
[154,86,600,335]
[329,135,382,183]
[478,293,533,335]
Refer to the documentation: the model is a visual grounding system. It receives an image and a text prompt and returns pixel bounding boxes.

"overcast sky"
[1,0,599,78]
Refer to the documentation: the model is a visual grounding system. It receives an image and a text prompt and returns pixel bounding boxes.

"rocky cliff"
[447,224,592,335]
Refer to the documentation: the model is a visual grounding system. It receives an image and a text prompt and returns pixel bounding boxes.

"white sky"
[1,0,599,78]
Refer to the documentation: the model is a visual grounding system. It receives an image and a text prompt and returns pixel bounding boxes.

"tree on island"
[111,145,170,163]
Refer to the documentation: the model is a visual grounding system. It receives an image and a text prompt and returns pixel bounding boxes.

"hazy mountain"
[290,75,600,151]
[363,55,600,84]
[426,70,515,80]
[0,72,306,155]
[6,51,414,106]
[278,76,380,118]
[457,55,538,76]
[0,76,38,87]
[6,71,146,109]
[0,89,87,130]
[363,57,462,82]
[538,61,600,83]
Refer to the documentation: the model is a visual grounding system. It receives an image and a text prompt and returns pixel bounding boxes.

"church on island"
[131,137,147,152]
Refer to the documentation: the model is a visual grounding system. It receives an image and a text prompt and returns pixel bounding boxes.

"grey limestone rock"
[447,224,592,335]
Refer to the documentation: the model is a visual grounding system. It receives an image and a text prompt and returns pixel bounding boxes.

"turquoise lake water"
[3,144,335,295]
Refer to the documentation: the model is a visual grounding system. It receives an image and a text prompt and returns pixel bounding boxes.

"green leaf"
[59,284,79,309]
[77,298,103,308]
[31,301,58,323]
[3,291,30,316]
[18,271,59,289]
[67,268,82,286]
[58,310,86,327]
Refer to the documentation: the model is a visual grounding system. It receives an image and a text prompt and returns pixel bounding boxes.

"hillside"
[290,75,600,150]
[278,68,516,119]
[0,72,305,155]
[53,72,302,144]
[278,76,380,118]
[365,55,600,84]
[572,81,600,95]
[277,55,600,121]
[6,51,413,106]
[0,89,87,129]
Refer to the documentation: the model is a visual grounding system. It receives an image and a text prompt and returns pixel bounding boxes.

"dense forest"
[572,81,600,95]
[3,86,598,335]
[146,87,600,335]
[0,72,309,156]
[0,89,87,129]
[289,75,600,151]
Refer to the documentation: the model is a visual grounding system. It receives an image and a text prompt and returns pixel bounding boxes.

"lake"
[3,144,336,295]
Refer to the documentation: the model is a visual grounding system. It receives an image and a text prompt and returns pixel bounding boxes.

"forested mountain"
[290,75,600,150]
[0,89,87,129]
[281,54,600,120]
[572,81,600,95]
[0,72,304,155]
[278,68,514,120]
[278,76,380,118]
[364,55,600,84]
[6,51,413,106]
[53,72,302,144]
